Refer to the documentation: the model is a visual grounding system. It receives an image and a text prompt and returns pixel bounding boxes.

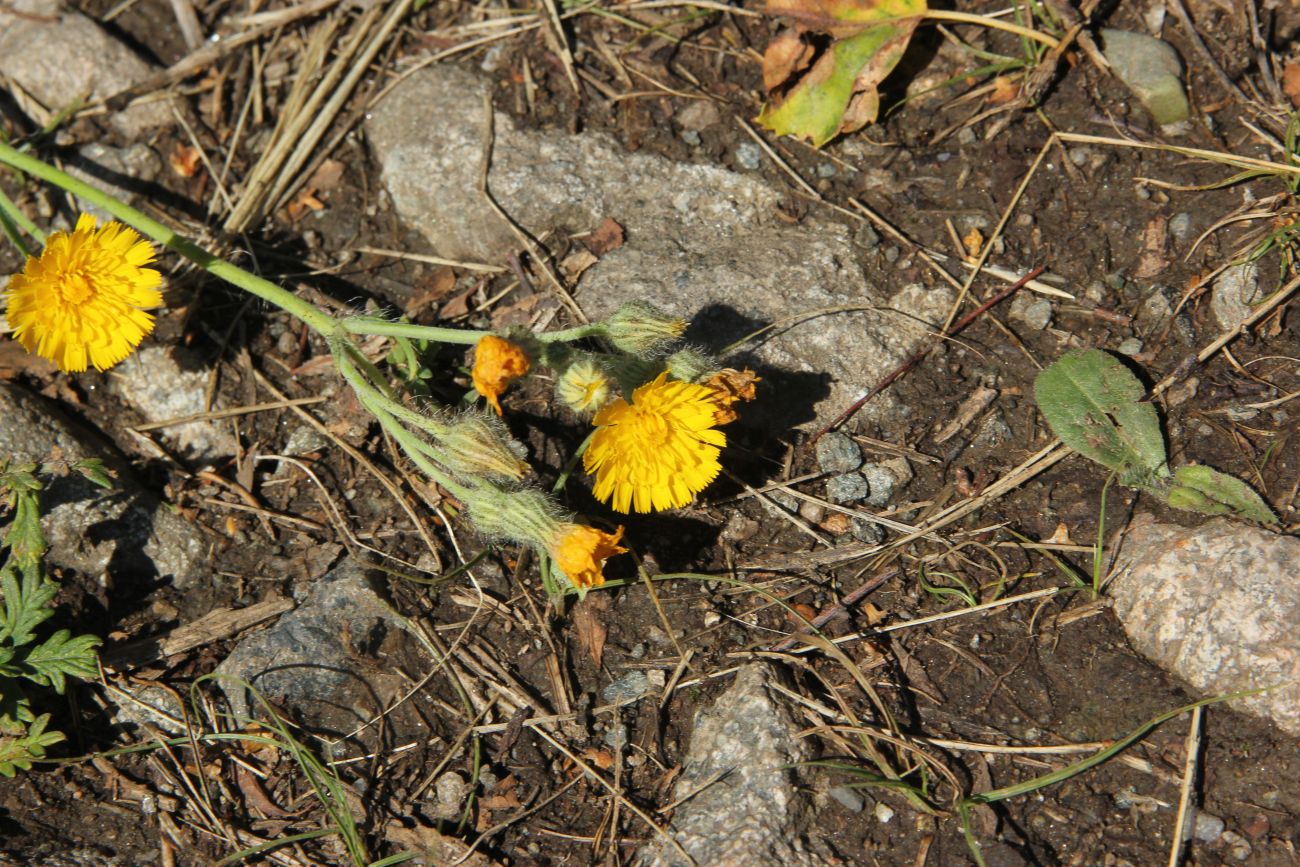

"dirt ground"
[1,1,1298,865]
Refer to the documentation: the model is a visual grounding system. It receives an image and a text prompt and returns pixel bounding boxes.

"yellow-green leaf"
[758,0,926,148]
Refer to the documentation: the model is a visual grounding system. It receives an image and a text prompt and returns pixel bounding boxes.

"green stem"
[0,184,42,252]
[0,142,338,338]
[340,318,605,345]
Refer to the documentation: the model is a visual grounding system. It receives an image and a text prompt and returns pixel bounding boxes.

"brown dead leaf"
[560,248,599,282]
[581,747,615,770]
[763,31,815,91]
[0,339,56,379]
[405,267,458,318]
[988,74,1020,105]
[1284,63,1300,109]
[439,283,479,319]
[308,159,345,193]
[962,227,984,259]
[168,144,202,178]
[235,764,296,818]
[573,594,610,668]
[1130,214,1169,279]
[582,216,626,256]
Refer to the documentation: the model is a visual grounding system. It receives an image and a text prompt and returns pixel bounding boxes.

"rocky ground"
[0,0,1298,865]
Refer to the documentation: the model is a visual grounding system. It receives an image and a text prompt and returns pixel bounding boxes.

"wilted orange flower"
[702,368,760,424]
[472,334,530,415]
[550,523,626,590]
[4,214,162,372]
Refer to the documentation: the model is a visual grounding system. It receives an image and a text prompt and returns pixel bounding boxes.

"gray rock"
[850,517,885,545]
[67,143,162,222]
[814,431,862,475]
[432,772,469,820]
[1011,294,1052,330]
[602,670,653,704]
[826,473,869,504]
[735,142,763,171]
[365,67,953,428]
[1117,337,1144,356]
[106,682,186,735]
[971,411,1013,450]
[1169,212,1193,242]
[635,663,830,867]
[1110,517,1300,736]
[1137,287,1174,327]
[1191,810,1225,842]
[109,346,238,460]
[859,463,897,508]
[0,383,207,588]
[0,0,172,137]
[215,557,421,740]
[828,785,865,812]
[1211,262,1260,332]
[1100,29,1191,125]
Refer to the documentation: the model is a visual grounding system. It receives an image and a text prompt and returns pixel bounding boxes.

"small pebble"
[604,724,629,750]
[815,432,863,475]
[601,671,651,704]
[1117,337,1144,356]
[735,142,763,170]
[859,463,897,508]
[798,500,826,524]
[874,802,895,823]
[1169,212,1193,241]
[816,162,837,178]
[827,473,869,504]
[1192,810,1225,842]
[884,246,900,263]
[680,129,702,146]
[828,786,865,812]
[1220,830,1252,861]
[851,517,884,545]
[956,127,977,145]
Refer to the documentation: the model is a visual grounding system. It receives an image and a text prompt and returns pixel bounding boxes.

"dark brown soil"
[1,1,1297,865]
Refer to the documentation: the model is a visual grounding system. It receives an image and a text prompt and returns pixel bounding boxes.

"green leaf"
[1164,465,1278,524]
[758,0,926,148]
[72,459,115,490]
[22,630,101,693]
[2,483,46,567]
[0,561,57,647]
[1034,349,1167,484]
[0,712,64,777]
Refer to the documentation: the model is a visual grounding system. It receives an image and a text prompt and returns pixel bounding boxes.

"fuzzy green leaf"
[22,630,101,694]
[1165,465,1278,524]
[1034,349,1167,484]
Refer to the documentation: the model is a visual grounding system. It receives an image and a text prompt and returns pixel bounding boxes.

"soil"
[1,1,1298,865]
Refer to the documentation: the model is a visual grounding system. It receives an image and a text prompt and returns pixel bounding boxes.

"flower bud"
[556,357,612,414]
[466,484,560,548]
[439,412,530,483]
[604,302,686,356]
[664,347,719,384]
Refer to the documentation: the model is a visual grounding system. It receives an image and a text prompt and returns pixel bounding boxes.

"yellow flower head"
[550,523,626,590]
[4,214,162,372]
[471,334,530,415]
[584,371,728,513]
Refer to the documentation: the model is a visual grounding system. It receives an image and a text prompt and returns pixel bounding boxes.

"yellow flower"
[550,523,626,590]
[471,334,530,415]
[4,214,162,372]
[584,371,728,513]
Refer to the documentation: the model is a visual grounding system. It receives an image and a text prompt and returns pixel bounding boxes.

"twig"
[769,568,897,652]
[1167,706,1203,867]
[811,266,1045,442]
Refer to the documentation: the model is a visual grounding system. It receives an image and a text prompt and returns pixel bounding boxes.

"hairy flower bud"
[439,412,530,483]
[604,302,686,356]
[556,357,612,414]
